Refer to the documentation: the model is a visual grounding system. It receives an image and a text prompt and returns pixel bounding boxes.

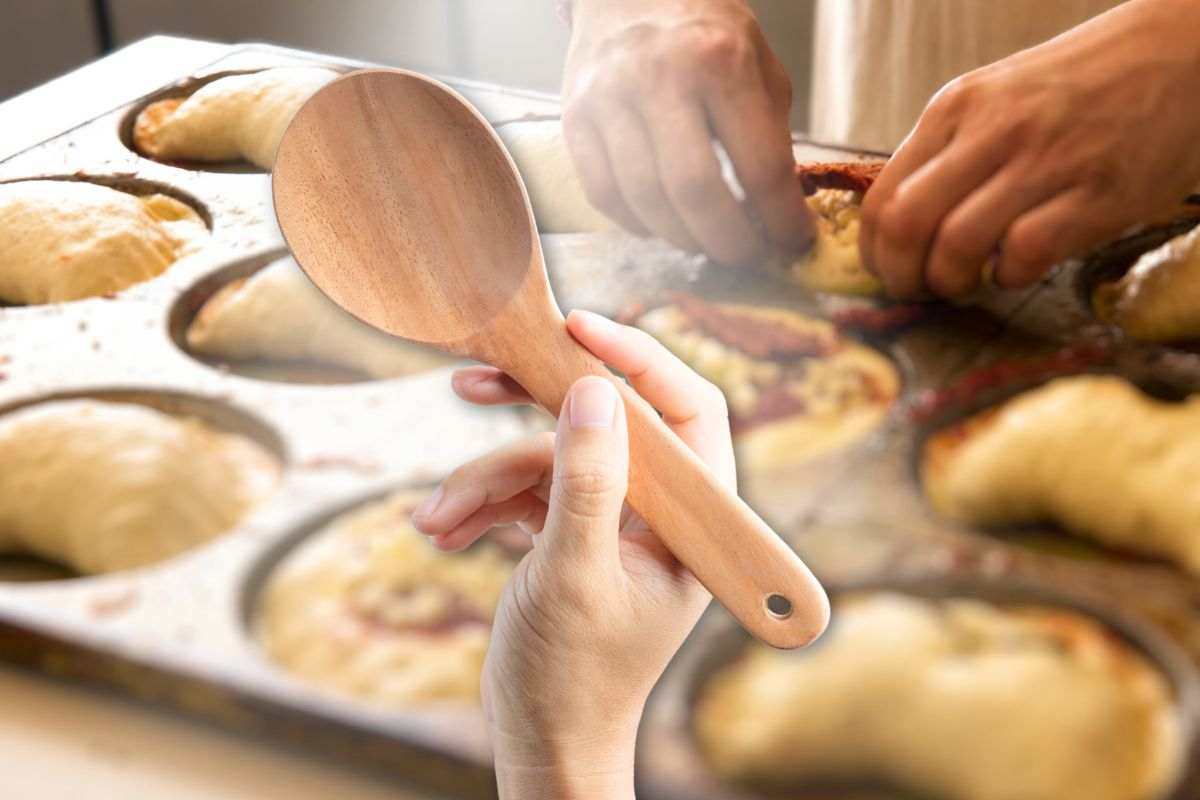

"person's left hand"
[860,0,1200,299]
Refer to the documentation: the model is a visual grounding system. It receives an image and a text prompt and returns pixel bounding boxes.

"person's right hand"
[562,0,812,266]
[412,310,739,798]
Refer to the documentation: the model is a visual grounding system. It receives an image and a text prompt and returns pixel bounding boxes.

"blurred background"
[0,0,816,126]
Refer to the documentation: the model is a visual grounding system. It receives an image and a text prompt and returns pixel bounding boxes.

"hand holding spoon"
[272,68,828,648]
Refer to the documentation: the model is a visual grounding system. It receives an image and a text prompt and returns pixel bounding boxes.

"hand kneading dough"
[133,67,339,169]
[1094,225,1200,342]
[0,180,206,304]
[186,256,451,379]
[496,119,612,233]
[694,593,1180,800]
[924,376,1200,572]
[0,399,278,574]
[789,188,881,295]
[257,492,514,705]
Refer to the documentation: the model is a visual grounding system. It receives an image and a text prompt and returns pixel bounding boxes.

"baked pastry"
[0,180,206,304]
[923,375,1200,572]
[257,491,515,706]
[133,67,339,169]
[789,161,884,295]
[694,592,1181,800]
[186,255,451,380]
[634,295,899,469]
[1094,225,1200,342]
[496,119,613,233]
[0,399,278,574]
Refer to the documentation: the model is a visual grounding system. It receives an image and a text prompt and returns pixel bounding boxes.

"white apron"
[809,0,1125,153]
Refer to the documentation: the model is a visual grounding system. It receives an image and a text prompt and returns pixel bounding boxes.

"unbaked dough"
[1094,225,1200,342]
[186,256,450,379]
[636,297,898,470]
[496,119,612,233]
[0,180,206,304]
[257,491,514,706]
[0,399,279,574]
[789,188,881,295]
[694,592,1181,800]
[923,375,1200,573]
[133,67,339,169]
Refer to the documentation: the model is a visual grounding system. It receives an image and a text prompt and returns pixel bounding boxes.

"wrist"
[492,723,638,800]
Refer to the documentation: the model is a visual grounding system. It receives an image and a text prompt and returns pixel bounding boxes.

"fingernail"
[576,309,619,336]
[412,485,445,522]
[568,377,617,429]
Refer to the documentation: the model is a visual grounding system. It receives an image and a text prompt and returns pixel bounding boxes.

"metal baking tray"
[2,39,1199,799]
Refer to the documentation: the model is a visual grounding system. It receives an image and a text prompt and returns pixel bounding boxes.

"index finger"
[859,119,953,281]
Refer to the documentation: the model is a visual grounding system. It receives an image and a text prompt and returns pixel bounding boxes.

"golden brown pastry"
[694,592,1181,800]
[635,295,899,470]
[0,180,206,304]
[923,375,1200,572]
[133,67,339,169]
[0,399,279,574]
[495,119,613,233]
[789,162,884,295]
[257,491,515,706]
[186,256,451,379]
[1094,224,1200,342]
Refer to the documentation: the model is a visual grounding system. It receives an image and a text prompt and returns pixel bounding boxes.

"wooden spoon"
[272,68,828,648]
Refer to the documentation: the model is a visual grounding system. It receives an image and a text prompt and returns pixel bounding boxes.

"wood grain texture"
[272,68,828,648]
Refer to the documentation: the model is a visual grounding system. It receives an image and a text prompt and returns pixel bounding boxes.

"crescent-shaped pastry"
[186,256,451,379]
[694,592,1180,800]
[635,295,899,470]
[1094,225,1200,342]
[0,180,206,304]
[133,67,339,169]
[496,119,613,233]
[923,375,1200,572]
[789,162,885,295]
[257,491,515,705]
[0,399,279,574]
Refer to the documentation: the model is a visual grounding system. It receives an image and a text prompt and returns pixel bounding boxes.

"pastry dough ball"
[789,189,881,295]
[635,297,898,470]
[1094,225,1200,342]
[257,491,514,706]
[186,256,451,380]
[695,593,1181,800]
[0,399,279,574]
[0,180,206,304]
[133,67,339,169]
[923,375,1200,573]
[496,119,612,233]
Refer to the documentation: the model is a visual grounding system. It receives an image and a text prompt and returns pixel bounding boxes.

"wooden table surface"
[0,35,443,800]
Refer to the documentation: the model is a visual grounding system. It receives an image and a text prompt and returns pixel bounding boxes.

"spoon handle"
[499,322,829,649]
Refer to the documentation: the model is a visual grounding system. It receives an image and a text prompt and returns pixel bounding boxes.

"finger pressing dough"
[186,256,451,379]
[133,67,339,169]
[695,593,1180,800]
[0,180,206,304]
[788,162,884,295]
[495,119,612,233]
[635,295,898,470]
[257,491,515,706]
[923,375,1200,572]
[0,399,279,574]
[1094,225,1200,342]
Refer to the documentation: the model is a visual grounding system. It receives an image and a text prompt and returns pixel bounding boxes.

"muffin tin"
[3,39,1200,799]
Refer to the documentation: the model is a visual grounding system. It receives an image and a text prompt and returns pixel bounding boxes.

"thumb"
[541,375,628,568]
